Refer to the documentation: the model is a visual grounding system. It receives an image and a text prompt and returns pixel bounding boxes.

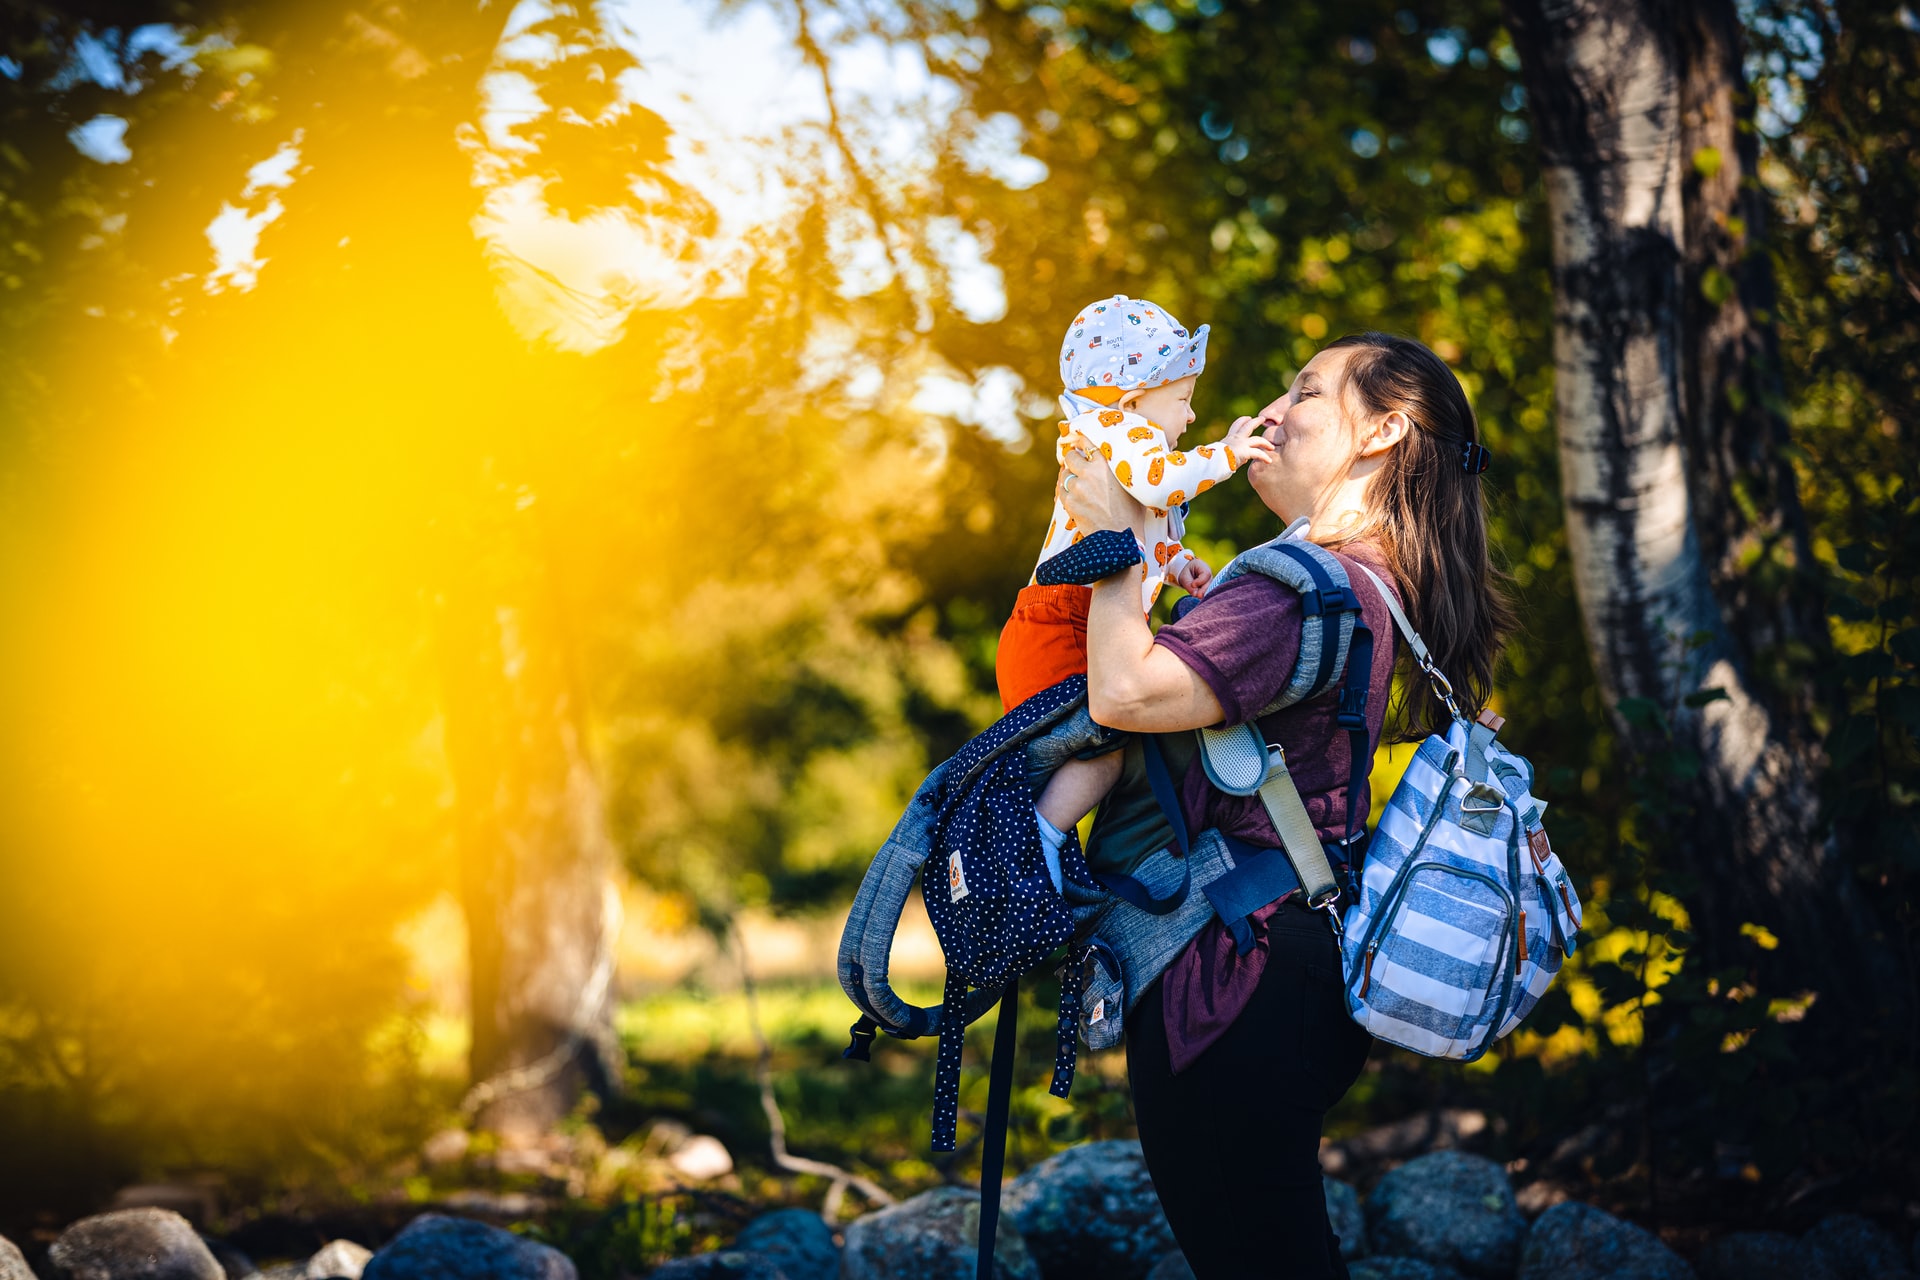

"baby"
[995,293,1260,886]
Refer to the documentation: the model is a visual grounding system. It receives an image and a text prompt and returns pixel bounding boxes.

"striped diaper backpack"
[1343,562,1584,1060]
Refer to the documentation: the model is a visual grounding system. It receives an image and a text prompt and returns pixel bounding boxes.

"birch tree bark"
[1500,0,1895,1007]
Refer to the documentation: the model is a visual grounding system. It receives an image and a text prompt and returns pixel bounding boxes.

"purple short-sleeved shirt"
[1148,542,1400,1072]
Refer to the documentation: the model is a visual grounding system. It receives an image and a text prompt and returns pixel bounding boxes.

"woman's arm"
[1058,436,1230,732]
[1082,571,1226,731]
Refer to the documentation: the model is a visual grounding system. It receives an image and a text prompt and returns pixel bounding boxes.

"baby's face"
[1125,376,1199,444]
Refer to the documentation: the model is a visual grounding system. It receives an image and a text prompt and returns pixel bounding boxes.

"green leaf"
[1692,146,1724,179]
[1826,714,1878,769]
[1684,687,1730,708]
[1887,685,1920,735]
[1843,651,1896,683]
[1618,697,1668,735]
[1837,543,1875,574]
[1701,266,1735,307]
[1828,593,1877,622]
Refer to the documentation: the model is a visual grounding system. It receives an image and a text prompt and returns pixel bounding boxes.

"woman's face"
[1245,346,1361,525]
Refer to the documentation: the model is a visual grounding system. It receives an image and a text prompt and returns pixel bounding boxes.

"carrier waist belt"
[1205,835,1341,955]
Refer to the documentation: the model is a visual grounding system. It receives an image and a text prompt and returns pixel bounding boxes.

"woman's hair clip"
[1460,442,1492,475]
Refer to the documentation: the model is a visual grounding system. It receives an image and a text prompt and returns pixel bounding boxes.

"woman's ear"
[1357,409,1412,458]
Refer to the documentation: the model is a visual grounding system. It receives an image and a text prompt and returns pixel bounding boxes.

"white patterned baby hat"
[1058,294,1210,416]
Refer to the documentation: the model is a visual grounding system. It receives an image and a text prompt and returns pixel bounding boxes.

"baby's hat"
[1058,294,1209,416]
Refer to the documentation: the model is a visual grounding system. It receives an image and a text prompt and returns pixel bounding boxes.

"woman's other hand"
[1057,431,1142,536]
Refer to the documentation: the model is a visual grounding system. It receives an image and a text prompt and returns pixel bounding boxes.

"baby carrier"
[836,527,1582,1279]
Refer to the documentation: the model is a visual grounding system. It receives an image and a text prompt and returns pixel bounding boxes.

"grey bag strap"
[1256,747,1342,908]
[1195,724,1341,909]
[1348,560,1466,723]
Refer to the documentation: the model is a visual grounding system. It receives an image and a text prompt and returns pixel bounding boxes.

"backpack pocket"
[1349,858,1516,1059]
[1074,937,1127,1053]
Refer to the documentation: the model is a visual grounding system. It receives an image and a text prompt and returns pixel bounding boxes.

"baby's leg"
[1034,750,1126,891]
[1037,751,1125,832]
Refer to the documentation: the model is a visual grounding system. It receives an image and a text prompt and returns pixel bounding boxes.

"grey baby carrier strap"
[1193,528,1373,910]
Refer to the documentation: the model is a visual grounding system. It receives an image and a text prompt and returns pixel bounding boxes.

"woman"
[1056,332,1515,1278]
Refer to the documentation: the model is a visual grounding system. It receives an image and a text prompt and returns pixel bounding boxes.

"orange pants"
[996,584,1093,712]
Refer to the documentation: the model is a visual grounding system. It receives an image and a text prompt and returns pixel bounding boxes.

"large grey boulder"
[841,1188,1039,1280]
[359,1215,576,1280]
[734,1209,836,1280]
[1516,1202,1694,1280]
[646,1253,784,1279]
[1348,1259,1469,1280]
[0,1234,34,1280]
[49,1209,226,1280]
[1804,1215,1908,1280]
[1364,1152,1528,1279]
[1002,1140,1175,1279]
[1697,1230,1838,1280]
[1325,1176,1367,1261]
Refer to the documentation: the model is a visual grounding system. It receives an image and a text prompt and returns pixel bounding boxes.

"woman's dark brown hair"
[1323,331,1517,740]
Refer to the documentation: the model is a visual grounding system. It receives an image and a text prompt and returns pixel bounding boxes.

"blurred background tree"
[0,0,1913,1248]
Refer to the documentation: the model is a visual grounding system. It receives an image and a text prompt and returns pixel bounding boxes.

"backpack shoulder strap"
[1213,529,1362,718]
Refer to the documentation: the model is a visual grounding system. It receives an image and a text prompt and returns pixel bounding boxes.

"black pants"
[1127,901,1374,1279]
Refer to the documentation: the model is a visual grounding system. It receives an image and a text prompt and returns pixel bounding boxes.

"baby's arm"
[1081,412,1244,509]
[1171,551,1213,597]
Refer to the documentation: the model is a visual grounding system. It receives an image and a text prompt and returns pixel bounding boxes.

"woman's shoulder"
[1328,541,1400,605]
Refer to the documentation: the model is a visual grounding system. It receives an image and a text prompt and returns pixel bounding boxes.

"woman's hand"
[1057,432,1142,539]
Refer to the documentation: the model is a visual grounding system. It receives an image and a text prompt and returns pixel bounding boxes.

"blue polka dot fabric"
[1034,528,1142,586]
[924,674,1095,1151]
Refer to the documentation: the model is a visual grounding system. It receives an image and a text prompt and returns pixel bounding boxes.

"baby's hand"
[1223,415,1276,467]
[1176,557,1214,598]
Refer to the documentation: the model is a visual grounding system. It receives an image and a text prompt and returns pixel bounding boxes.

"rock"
[0,1234,34,1280]
[255,1267,305,1280]
[1804,1215,1907,1280]
[1002,1140,1175,1279]
[305,1241,373,1280]
[360,1214,576,1280]
[1697,1230,1838,1280]
[1144,1255,1192,1280]
[1363,1151,1528,1280]
[841,1188,1039,1280]
[1516,1202,1695,1280]
[48,1209,226,1280]
[199,1238,256,1278]
[1325,1176,1367,1261]
[1321,1110,1490,1178]
[667,1135,734,1182]
[734,1209,837,1280]
[646,1253,786,1279]
[1348,1259,1470,1280]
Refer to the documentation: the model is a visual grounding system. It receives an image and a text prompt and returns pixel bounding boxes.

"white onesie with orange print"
[1032,406,1245,612]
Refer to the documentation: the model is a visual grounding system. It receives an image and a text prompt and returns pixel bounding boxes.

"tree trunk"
[1500,0,1894,1007]
[438,509,624,1142]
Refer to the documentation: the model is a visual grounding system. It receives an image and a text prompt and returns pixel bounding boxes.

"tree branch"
[731,920,895,1220]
